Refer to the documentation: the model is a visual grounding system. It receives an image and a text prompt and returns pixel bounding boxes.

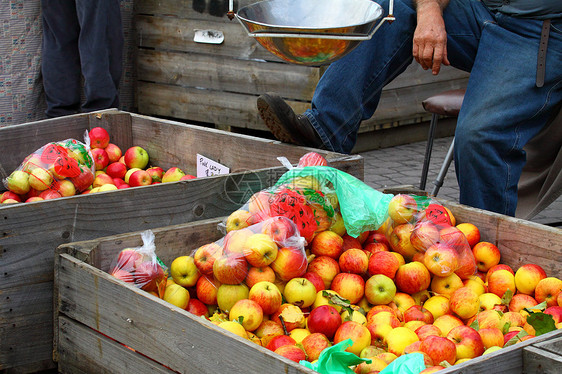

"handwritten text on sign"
[197,154,230,177]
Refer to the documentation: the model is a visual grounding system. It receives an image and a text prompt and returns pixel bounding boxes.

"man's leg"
[454,15,562,215]
[75,0,124,112]
[41,0,81,117]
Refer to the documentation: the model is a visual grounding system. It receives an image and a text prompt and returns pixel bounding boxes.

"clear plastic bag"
[2,131,95,201]
[382,194,477,279]
[109,230,168,297]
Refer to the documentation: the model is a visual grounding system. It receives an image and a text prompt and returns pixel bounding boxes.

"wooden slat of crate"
[137,72,468,133]
[55,254,315,374]
[58,316,174,374]
[137,49,320,101]
[0,110,363,371]
[523,335,562,373]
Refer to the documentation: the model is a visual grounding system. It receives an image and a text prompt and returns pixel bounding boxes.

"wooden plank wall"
[134,0,470,135]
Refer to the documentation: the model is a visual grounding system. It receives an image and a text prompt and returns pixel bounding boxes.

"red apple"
[338,248,368,275]
[89,127,110,149]
[307,305,342,339]
[303,271,325,292]
[261,216,297,245]
[456,222,481,248]
[106,161,127,179]
[128,169,152,187]
[180,174,196,180]
[246,266,276,289]
[311,230,343,259]
[342,234,363,251]
[91,147,110,171]
[306,255,340,289]
[423,243,459,277]
[270,246,307,282]
[186,298,209,317]
[420,335,456,366]
[446,325,485,360]
[146,166,164,183]
[403,305,434,324]
[368,250,400,279]
[388,223,417,261]
[415,324,442,341]
[196,275,221,305]
[395,261,431,295]
[92,172,115,188]
[301,333,331,362]
[39,189,62,200]
[544,306,562,324]
[249,281,283,315]
[193,242,223,275]
[69,165,95,192]
[135,261,165,292]
[124,146,149,170]
[410,220,441,252]
[297,152,328,167]
[266,334,296,351]
[212,253,248,285]
[534,277,562,307]
[472,242,501,273]
[104,143,122,163]
[274,345,306,363]
[333,321,372,356]
[330,272,365,305]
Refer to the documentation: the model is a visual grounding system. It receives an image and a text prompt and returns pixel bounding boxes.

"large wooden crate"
[134,0,470,136]
[53,201,562,373]
[0,110,363,372]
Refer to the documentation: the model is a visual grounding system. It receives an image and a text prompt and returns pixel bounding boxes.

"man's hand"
[413,0,450,75]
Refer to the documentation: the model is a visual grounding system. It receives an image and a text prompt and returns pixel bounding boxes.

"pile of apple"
[0,127,196,203]
[114,154,561,373]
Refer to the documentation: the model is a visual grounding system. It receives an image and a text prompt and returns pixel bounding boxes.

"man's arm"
[413,0,450,75]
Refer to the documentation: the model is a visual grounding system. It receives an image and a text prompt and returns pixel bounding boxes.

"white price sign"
[196,154,230,177]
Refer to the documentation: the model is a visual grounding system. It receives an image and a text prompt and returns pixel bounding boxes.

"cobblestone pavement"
[359,136,562,227]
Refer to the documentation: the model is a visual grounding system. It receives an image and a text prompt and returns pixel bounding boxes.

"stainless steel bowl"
[236,0,385,66]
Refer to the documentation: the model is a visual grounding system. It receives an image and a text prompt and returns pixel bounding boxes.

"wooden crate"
[0,110,363,372]
[53,201,562,373]
[134,0,470,135]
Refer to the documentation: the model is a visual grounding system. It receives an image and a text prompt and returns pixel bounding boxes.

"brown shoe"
[257,93,324,148]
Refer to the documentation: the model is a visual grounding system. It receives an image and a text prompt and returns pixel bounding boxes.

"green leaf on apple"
[502,322,511,335]
[526,312,556,336]
[501,289,513,306]
[237,316,244,325]
[523,301,547,314]
[495,309,504,318]
[469,318,479,331]
[504,330,528,347]
[439,361,452,368]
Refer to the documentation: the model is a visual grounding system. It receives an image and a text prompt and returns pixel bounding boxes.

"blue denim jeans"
[304,0,562,216]
[41,0,124,117]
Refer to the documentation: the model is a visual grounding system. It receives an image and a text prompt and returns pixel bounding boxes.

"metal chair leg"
[431,138,455,197]
[420,113,438,190]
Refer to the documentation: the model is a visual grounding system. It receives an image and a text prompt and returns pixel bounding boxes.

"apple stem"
[278,315,289,335]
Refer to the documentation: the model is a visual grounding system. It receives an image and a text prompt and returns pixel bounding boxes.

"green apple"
[6,170,30,195]
[364,274,396,305]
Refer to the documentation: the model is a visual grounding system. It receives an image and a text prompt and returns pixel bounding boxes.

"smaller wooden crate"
[54,201,562,373]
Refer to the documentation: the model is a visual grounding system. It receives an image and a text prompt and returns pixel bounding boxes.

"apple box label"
[197,154,230,177]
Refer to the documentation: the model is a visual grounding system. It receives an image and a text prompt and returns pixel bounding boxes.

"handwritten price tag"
[196,154,230,177]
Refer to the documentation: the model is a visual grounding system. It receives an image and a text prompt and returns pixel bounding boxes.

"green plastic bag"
[275,166,394,238]
[379,352,426,374]
[299,339,371,374]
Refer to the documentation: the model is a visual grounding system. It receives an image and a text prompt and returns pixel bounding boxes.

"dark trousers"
[41,0,124,117]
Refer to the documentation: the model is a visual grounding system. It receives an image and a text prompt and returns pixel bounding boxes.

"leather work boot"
[257,93,324,149]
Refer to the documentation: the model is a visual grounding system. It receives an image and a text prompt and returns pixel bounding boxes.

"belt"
[536,19,551,88]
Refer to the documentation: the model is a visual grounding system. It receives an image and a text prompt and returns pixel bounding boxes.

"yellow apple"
[170,255,200,287]
[163,283,190,309]
[386,326,419,356]
[225,209,252,232]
